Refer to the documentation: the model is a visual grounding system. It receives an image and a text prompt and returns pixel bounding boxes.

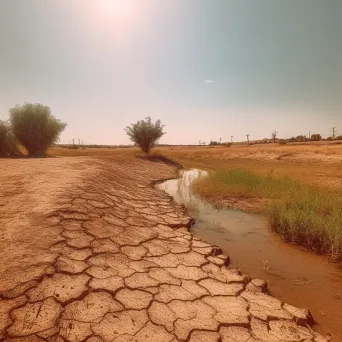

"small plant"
[125,117,165,154]
[10,103,66,156]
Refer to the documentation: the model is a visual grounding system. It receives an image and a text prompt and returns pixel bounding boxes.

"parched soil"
[0,156,327,341]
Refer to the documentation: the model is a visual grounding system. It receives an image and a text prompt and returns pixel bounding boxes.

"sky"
[0,0,341,144]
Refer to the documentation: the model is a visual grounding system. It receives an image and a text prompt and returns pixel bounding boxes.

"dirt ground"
[0,154,328,341]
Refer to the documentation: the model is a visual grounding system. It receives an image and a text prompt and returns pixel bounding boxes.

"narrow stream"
[156,169,342,340]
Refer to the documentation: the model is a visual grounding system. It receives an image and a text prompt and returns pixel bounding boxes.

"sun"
[95,0,136,21]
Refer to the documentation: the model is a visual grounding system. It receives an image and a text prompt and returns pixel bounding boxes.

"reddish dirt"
[0,156,327,341]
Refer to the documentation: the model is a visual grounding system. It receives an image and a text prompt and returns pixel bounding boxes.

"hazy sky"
[1,0,341,144]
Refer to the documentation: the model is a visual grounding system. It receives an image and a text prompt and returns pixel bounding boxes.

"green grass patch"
[194,168,342,260]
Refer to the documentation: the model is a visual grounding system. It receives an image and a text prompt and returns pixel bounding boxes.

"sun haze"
[0,0,341,144]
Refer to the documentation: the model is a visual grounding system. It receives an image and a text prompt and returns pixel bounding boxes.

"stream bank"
[157,169,342,340]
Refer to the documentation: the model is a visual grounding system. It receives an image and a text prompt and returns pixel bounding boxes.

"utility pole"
[246,134,250,145]
[230,136,233,143]
[72,138,75,146]
[78,138,81,146]
[219,138,222,144]
[309,131,311,139]
[331,127,337,139]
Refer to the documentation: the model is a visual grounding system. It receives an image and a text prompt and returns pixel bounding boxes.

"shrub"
[209,141,219,146]
[125,117,165,154]
[0,120,20,157]
[327,136,333,141]
[296,135,305,142]
[335,135,342,141]
[9,103,66,156]
[279,139,287,145]
[311,134,321,141]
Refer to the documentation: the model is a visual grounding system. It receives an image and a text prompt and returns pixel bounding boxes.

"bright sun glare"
[96,0,136,21]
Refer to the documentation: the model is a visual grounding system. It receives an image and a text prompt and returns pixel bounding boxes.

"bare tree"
[272,130,278,143]
[246,134,250,145]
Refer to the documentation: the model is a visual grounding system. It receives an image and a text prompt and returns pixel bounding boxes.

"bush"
[311,134,321,141]
[279,139,287,145]
[327,136,333,141]
[209,141,219,146]
[335,135,342,141]
[9,103,66,156]
[0,120,20,157]
[296,135,305,142]
[125,117,165,154]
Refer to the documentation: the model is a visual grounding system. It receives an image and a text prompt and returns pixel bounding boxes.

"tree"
[10,103,66,156]
[209,141,219,146]
[271,131,278,143]
[311,134,321,141]
[296,135,305,142]
[0,120,20,157]
[125,117,165,154]
[335,135,342,141]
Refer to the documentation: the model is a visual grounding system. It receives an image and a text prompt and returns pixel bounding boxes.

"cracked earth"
[0,156,328,342]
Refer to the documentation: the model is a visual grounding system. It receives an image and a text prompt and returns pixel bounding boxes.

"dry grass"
[157,143,342,191]
[48,147,140,157]
[193,168,342,260]
[158,143,342,260]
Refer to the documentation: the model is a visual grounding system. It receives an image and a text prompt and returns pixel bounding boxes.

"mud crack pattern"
[0,157,327,342]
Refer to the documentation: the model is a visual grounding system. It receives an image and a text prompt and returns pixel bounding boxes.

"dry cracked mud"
[0,156,328,342]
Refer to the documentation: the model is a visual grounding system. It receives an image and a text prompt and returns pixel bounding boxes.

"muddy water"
[157,169,342,340]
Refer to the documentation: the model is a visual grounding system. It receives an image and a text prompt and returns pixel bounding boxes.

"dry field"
[0,151,329,341]
[157,142,342,191]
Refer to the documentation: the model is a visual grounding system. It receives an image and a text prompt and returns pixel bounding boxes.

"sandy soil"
[0,155,327,341]
[0,157,100,293]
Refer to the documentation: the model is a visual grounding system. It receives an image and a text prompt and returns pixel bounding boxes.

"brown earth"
[0,154,328,341]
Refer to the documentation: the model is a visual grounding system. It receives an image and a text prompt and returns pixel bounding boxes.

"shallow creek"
[156,169,342,340]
